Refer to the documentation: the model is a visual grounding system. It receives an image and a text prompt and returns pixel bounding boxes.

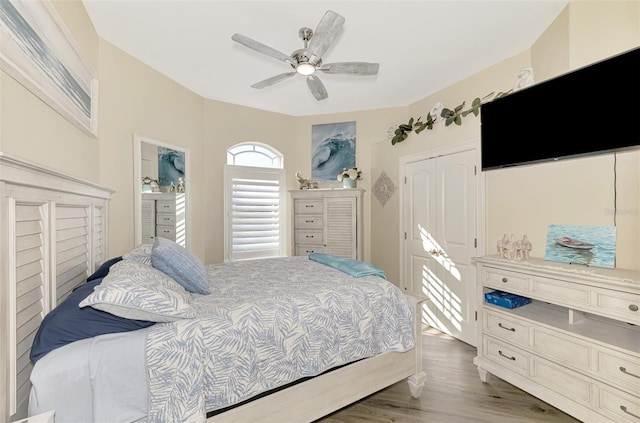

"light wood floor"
[316,326,581,423]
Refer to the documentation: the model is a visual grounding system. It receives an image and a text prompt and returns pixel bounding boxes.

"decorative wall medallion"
[372,171,395,207]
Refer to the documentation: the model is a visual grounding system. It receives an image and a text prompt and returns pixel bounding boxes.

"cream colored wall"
[486,1,639,270]
[202,100,295,264]
[97,40,205,259]
[371,1,640,282]
[292,108,408,264]
[2,0,637,274]
[0,0,100,181]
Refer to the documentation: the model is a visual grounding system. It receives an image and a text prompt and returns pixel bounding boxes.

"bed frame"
[0,152,426,422]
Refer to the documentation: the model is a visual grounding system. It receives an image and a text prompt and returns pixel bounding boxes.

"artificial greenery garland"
[390,90,513,145]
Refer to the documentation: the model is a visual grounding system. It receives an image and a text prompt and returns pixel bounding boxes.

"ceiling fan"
[231,10,379,101]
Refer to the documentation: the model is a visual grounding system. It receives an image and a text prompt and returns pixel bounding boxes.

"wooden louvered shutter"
[224,165,286,261]
[12,202,48,416]
[55,206,89,304]
[324,197,357,259]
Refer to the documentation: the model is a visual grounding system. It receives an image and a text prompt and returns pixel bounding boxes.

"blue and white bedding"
[146,256,415,422]
[30,253,415,423]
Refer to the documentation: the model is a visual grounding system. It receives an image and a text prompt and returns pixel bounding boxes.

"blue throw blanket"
[308,253,387,279]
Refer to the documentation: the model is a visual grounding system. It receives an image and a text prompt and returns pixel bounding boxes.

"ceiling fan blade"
[251,72,296,89]
[319,62,380,75]
[307,10,345,64]
[306,75,328,101]
[231,33,294,65]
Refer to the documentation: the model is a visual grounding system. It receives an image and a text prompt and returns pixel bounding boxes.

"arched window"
[224,143,286,262]
[227,142,283,168]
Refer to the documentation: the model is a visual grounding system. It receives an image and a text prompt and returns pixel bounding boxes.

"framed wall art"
[311,121,356,182]
[0,0,98,136]
[545,224,616,269]
[158,147,185,188]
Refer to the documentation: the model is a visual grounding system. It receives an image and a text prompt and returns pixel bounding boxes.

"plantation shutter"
[55,206,89,304]
[224,165,286,261]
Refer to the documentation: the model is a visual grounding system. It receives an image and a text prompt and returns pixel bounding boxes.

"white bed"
[0,152,426,423]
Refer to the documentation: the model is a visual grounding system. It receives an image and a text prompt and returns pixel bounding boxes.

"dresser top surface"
[474,255,639,286]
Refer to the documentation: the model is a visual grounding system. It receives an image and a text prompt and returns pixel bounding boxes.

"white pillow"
[80,260,196,322]
[123,244,153,266]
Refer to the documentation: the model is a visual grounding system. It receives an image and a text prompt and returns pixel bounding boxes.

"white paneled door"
[402,148,478,346]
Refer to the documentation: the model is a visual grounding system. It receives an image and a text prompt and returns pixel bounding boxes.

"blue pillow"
[87,256,123,282]
[30,277,155,362]
[151,237,210,295]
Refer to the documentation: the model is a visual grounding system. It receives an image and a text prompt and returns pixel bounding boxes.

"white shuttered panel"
[12,202,47,417]
[1,152,113,422]
[324,197,357,259]
[55,206,89,304]
[225,165,286,261]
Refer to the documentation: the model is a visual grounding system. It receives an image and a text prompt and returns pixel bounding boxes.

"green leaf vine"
[390,90,513,145]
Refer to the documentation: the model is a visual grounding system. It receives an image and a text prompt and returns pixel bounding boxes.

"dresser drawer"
[484,268,529,293]
[295,200,324,214]
[593,288,640,325]
[596,349,640,393]
[295,230,323,245]
[156,213,176,226]
[531,276,591,309]
[156,225,176,240]
[530,326,591,368]
[484,336,529,376]
[531,357,592,407]
[295,246,324,256]
[156,200,176,213]
[597,384,640,423]
[295,215,323,229]
[484,309,530,347]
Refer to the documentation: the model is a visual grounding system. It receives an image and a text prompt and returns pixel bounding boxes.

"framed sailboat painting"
[545,224,616,269]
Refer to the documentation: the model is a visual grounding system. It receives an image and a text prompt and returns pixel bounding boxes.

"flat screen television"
[481,47,640,170]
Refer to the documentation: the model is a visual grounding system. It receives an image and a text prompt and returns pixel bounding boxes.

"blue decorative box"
[484,290,532,309]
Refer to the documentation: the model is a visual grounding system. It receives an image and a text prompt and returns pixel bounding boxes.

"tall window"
[224,143,285,262]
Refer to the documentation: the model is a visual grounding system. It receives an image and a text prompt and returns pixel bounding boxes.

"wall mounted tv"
[481,47,639,170]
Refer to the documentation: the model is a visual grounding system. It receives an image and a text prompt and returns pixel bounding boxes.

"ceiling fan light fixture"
[296,62,316,75]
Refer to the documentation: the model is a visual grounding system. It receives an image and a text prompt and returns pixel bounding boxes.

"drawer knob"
[501,277,508,283]
[305,220,314,223]
[306,235,314,238]
[620,405,640,419]
[498,350,516,361]
[629,304,639,312]
[620,367,640,379]
[305,205,313,208]
[498,323,516,332]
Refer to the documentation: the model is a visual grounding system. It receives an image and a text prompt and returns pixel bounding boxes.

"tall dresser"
[474,255,640,422]
[141,192,186,246]
[289,188,364,260]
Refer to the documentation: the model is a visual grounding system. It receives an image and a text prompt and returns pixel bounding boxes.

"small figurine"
[514,67,535,91]
[169,182,176,193]
[520,235,532,260]
[295,172,317,190]
[177,177,185,193]
[497,234,509,258]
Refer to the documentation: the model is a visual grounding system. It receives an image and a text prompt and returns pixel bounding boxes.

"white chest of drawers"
[474,256,640,423]
[289,188,364,260]
[141,192,185,246]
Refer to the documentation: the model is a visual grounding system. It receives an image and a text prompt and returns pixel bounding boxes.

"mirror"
[133,134,190,248]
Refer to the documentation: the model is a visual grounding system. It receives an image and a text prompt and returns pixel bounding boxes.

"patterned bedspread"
[146,256,415,422]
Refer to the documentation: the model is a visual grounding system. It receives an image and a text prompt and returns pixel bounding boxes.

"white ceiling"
[82,0,568,117]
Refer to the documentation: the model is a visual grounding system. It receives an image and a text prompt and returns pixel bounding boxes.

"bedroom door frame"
[399,140,486,346]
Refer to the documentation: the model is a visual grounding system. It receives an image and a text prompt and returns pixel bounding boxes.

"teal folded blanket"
[308,253,387,280]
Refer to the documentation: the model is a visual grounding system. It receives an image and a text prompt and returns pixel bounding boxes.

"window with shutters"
[224,143,285,261]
